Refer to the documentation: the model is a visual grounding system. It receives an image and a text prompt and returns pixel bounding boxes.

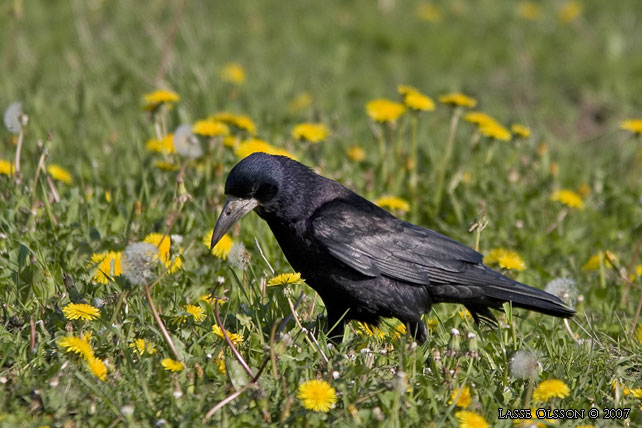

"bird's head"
[209,153,287,249]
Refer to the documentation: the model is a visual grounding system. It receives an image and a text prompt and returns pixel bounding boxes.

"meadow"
[1,1,642,427]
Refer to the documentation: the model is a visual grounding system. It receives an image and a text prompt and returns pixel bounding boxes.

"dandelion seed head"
[173,124,203,159]
[4,102,24,134]
[122,242,159,286]
[510,350,540,380]
[544,277,577,307]
[228,242,251,270]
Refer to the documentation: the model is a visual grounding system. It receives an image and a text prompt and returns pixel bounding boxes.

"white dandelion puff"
[173,124,203,159]
[122,242,159,286]
[544,277,577,307]
[4,102,26,134]
[228,242,250,270]
[510,350,540,380]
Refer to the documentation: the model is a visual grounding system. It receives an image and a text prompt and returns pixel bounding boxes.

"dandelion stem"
[110,290,130,324]
[433,106,462,213]
[409,114,419,222]
[14,127,24,178]
[143,283,181,362]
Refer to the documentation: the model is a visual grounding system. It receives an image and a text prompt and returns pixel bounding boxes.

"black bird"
[210,153,574,343]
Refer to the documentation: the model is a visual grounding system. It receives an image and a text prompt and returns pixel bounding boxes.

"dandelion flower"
[551,189,584,209]
[234,138,295,160]
[292,123,329,143]
[89,251,122,284]
[366,99,406,123]
[518,1,540,20]
[0,159,15,176]
[347,146,366,162]
[463,111,497,126]
[204,230,234,259]
[86,356,107,381]
[172,124,202,159]
[426,318,438,329]
[454,410,489,428]
[289,92,313,113]
[636,324,642,343]
[63,303,100,321]
[267,272,304,287]
[297,380,337,413]
[533,379,570,402]
[510,350,539,380]
[199,294,227,305]
[4,101,24,134]
[375,196,410,212]
[227,242,251,270]
[130,338,157,355]
[212,325,244,344]
[215,350,227,374]
[439,93,477,108]
[145,134,175,154]
[122,242,159,286]
[355,322,385,339]
[47,164,73,184]
[398,86,435,112]
[391,322,406,339]
[161,358,184,372]
[511,124,531,138]
[220,62,246,84]
[193,119,230,137]
[416,3,443,22]
[484,248,526,271]
[449,387,471,408]
[143,233,182,273]
[582,250,617,271]
[185,304,206,323]
[558,1,582,23]
[154,161,180,171]
[143,89,179,111]
[210,112,257,135]
[620,119,642,135]
[479,122,511,141]
[57,335,94,360]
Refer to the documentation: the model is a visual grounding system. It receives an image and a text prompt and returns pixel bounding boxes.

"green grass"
[1,0,642,426]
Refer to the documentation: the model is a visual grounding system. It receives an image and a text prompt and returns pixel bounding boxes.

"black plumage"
[211,153,574,343]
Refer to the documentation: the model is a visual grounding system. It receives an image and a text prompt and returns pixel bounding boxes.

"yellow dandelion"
[518,1,540,20]
[375,196,410,213]
[297,380,337,413]
[366,99,406,123]
[533,379,570,402]
[86,356,107,381]
[289,92,313,113]
[234,138,295,159]
[267,272,304,287]
[479,122,511,141]
[129,338,157,355]
[161,358,184,372]
[391,322,407,339]
[193,119,230,137]
[355,322,386,340]
[416,3,443,22]
[511,124,531,138]
[426,318,438,330]
[47,164,73,184]
[454,410,488,428]
[143,89,179,111]
[62,303,100,321]
[145,134,175,154]
[550,189,584,209]
[347,146,366,162]
[215,350,226,374]
[57,335,94,360]
[577,183,591,199]
[636,324,642,343]
[459,309,473,321]
[89,251,123,284]
[484,248,526,271]
[210,112,258,135]
[620,119,642,135]
[212,325,244,345]
[199,294,227,306]
[104,191,111,203]
[558,1,582,23]
[582,250,617,271]
[203,230,234,259]
[463,111,497,127]
[439,93,477,108]
[143,233,182,273]
[398,86,435,112]
[292,123,329,143]
[154,161,180,171]
[185,304,206,323]
[223,135,238,148]
[0,159,15,176]
[220,62,246,84]
[449,387,472,408]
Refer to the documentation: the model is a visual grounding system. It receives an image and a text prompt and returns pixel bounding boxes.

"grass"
[1,0,642,426]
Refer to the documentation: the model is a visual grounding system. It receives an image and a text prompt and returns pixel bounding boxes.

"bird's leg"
[405,319,427,344]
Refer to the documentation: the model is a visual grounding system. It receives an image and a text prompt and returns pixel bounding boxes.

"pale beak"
[210,196,260,249]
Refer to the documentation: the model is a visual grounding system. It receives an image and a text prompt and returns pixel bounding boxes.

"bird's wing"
[311,198,483,285]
